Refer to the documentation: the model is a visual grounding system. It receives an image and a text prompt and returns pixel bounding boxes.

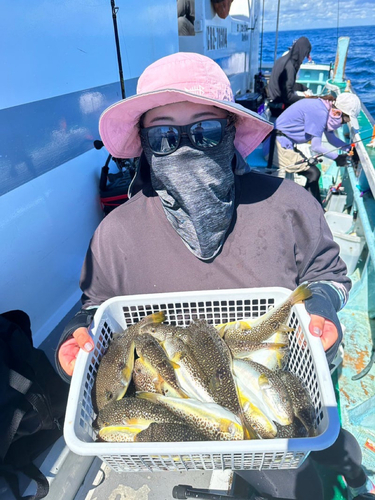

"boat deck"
[2,93,375,500]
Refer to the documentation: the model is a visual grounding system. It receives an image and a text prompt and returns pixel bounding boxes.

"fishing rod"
[283,134,374,170]
[111,0,126,100]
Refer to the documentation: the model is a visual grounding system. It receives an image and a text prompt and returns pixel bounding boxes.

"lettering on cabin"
[236,23,247,32]
[236,23,249,42]
[206,26,228,50]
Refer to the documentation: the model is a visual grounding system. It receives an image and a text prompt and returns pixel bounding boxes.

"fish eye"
[118,361,126,370]
[106,391,113,401]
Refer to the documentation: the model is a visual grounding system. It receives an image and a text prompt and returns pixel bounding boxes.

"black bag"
[99,154,135,216]
[0,311,69,500]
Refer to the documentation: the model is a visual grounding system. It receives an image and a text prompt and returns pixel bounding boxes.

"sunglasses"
[341,113,350,124]
[332,107,350,124]
[140,118,228,155]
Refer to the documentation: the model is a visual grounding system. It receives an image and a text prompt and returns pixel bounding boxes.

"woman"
[56,53,373,500]
[264,92,361,205]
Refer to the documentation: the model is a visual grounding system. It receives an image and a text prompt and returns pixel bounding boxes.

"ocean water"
[259,25,375,119]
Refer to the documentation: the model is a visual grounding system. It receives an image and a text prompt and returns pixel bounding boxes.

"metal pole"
[111,0,126,100]
[274,0,281,64]
[259,0,265,72]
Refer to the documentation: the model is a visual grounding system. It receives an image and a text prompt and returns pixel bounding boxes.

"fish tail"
[290,283,312,306]
[236,385,253,440]
[242,418,258,440]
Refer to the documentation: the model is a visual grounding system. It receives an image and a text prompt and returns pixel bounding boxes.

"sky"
[261,0,375,31]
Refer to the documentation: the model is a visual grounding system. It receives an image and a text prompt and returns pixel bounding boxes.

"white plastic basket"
[64,287,340,473]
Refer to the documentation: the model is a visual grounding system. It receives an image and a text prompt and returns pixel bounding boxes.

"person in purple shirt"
[264,92,361,205]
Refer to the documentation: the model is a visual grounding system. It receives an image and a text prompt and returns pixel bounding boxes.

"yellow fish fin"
[239,320,252,330]
[169,359,181,370]
[136,391,160,403]
[171,351,185,367]
[242,424,253,440]
[148,311,166,324]
[258,373,271,390]
[115,388,127,401]
[278,324,295,333]
[290,282,312,305]
[217,325,226,338]
[122,365,133,383]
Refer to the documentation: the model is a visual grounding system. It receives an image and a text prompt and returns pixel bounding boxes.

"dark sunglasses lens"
[147,126,179,154]
[190,120,223,148]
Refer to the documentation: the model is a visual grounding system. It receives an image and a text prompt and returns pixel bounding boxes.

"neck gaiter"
[321,99,343,131]
[141,123,236,260]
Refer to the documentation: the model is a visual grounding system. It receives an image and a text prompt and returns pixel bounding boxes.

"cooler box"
[235,92,264,112]
[64,288,340,473]
[325,211,366,275]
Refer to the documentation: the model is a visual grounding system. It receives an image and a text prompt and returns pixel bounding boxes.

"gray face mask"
[141,123,236,260]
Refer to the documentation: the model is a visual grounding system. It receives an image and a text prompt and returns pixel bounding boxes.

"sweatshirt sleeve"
[79,243,117,309]
[282,65,304,105]
[304,281,347,365]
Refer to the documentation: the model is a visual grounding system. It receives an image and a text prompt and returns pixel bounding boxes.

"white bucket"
[324,211,366,275]
[325,194,347,214]
[324,211,353,233]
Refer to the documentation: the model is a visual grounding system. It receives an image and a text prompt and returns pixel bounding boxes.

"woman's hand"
[58,327,95,376]
[309,314,338,351]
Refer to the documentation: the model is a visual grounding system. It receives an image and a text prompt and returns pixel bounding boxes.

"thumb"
[309,314,325,338]
[73,327,94,352]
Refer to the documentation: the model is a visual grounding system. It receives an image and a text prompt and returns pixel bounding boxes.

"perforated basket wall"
[64,287,339,473]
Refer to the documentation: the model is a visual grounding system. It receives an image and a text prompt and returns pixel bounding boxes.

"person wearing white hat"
[264,93,361,205]
[54,52,374,500]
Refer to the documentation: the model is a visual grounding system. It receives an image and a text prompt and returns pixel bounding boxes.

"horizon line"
[263,23,375,33]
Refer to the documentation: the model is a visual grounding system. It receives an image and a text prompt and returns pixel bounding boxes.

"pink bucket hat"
[99,52,273,159]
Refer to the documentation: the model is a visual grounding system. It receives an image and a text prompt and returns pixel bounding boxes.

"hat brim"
[349,115,359,131]
[99,89,273,159]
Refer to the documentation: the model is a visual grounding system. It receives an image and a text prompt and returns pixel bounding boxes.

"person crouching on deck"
[264,92,361,205]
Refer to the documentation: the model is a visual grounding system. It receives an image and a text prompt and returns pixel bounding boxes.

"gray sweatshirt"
[79,170,351,308]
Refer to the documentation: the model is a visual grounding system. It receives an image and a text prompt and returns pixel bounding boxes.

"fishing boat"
[1,1,374,499]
